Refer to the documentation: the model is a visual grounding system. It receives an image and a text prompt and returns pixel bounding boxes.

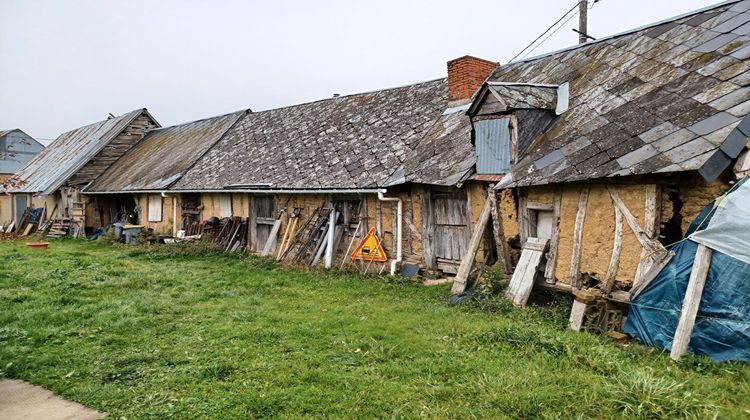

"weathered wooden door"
[14,194,29,225]
[433,192,469,264]
[252,196,276,251]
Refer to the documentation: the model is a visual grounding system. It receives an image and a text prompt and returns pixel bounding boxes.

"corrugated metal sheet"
[0,129,44,174]
[475,118,510,175]
[86,111,247,192]
[9,109,149,194]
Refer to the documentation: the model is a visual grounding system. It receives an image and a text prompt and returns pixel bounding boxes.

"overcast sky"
[0,0,719,141]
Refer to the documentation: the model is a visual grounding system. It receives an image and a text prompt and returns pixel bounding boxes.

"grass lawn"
[1,239,748,418]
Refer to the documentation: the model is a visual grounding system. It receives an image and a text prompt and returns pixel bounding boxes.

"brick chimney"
[447,55,498,102]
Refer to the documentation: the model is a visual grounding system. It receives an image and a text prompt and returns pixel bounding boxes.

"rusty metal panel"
[475,117,511,174]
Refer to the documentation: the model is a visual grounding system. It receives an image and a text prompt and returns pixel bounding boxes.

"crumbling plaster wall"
[136,193,177,234]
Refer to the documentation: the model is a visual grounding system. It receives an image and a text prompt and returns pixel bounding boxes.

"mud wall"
[136,193,178,235]
[520,183,646,286]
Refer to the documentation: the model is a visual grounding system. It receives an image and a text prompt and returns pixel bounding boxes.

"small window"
[148,195,163,222]
[219,194,232,218]
[529,209,554,240]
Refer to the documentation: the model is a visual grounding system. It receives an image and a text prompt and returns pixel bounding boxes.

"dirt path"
[0,379,104,420]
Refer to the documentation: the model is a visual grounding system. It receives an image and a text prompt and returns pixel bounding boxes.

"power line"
[508,2,579,63]
[519,7,580,61]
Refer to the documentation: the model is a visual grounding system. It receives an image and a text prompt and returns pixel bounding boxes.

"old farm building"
[7,109,158,233]
[6,0,750,357]
[0,129,43,226]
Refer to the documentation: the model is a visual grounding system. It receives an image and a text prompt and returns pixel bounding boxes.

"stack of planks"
[211,217,249,252]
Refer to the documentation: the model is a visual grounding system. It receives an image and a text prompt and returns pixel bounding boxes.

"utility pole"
[578,0,588,44]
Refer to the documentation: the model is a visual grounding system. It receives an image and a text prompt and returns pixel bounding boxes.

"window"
[529,209,554,240]
[148,195,163,222]
[219,194,232,218]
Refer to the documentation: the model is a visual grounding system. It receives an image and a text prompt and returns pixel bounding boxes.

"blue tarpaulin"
[623,179,750,362]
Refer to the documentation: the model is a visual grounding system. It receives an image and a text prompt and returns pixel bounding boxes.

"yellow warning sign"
[350,227,387,262]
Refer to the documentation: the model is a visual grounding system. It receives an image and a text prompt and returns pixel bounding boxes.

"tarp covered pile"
[624,178,750,362]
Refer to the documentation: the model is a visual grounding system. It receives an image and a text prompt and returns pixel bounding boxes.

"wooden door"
[252,196,276,251]
[433,192,469,263]
[14,194,29,225]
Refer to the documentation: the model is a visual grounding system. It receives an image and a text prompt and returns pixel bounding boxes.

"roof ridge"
[246,77,447,116]
[503,0,741,67]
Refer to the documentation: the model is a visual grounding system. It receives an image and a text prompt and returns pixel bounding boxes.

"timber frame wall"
[510,173,731,292]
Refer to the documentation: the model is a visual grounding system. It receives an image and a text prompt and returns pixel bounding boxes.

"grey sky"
[1,0,718,141]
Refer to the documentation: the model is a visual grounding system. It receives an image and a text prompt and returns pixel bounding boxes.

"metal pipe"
[377,190,402,276]
[324,209,337,268]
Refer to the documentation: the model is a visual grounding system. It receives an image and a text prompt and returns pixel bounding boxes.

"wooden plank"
[569,186,590,289]
[602,206,624,294]
[451,197,492,293]
[670,244,712,361]
[544,189,562,282]
[505,238,548,307]
[261,219,282,256]
[488,189,512,274]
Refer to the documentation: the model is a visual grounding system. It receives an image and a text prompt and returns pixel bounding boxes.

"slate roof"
[86,111,246,192]
[491,0,750,188]
[9,109,150,194]
[390,104,475,187]
[174,79,448,190]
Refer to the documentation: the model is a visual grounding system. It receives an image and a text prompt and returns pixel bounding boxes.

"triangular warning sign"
[350,227,387,262]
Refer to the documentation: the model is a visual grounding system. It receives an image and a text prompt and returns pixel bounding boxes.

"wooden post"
[451,197,492,293]
[569,300,587,331]
[544,189,562,282]
[602,206,624,293]
[569,186,590,288]
[519,190,529,244]
[670,244,712,360]
[633,185,660,291]
[421,188,435,270]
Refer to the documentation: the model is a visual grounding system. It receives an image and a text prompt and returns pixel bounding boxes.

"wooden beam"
[488,189,512,275]
[602,206,624,294]
[451,197,492,293]
[519,190,529,244]
[606,186,663,255]
[671,244,712,361]
[544,189,562,282]
[569,186,590,289]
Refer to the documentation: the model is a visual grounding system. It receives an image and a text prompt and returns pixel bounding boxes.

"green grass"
[0,239,748,418]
